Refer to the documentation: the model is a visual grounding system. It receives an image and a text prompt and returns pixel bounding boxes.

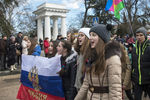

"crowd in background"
[0,24,150,100]
[0,32,41,71]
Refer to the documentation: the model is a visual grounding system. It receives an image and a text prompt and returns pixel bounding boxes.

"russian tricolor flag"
[17,55,65,100]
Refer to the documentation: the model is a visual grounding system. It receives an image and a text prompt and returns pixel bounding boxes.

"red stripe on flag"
[17,84,65,100]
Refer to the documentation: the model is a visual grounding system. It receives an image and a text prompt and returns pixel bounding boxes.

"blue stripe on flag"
[21,70,64,97]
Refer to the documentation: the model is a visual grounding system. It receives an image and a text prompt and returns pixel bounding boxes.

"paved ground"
[0,74,149,100]
[0,74,20,100]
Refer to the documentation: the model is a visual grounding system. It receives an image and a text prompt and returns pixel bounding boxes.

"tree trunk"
[82,7,89,27]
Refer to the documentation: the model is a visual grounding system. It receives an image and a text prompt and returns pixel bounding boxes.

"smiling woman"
[56,40,78,100]
[75,24,122,100]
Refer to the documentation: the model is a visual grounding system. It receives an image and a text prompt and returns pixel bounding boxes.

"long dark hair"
[61,40,72,56]
[74,35,89,55]
[83,37,106,75]
[28,38,38,55]
[67,32,75,45]
[47,40,58,58]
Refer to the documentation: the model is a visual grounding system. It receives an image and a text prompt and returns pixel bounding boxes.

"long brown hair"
[120,44,127,64]
[67,32,75,45]
[47,40,58,58]
[61,40,72,56]
[74,36,89,55]
[120,43,129,72]
[83,37,106,75]
[28,38,38,55]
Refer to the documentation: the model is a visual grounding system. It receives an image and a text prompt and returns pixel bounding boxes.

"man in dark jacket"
[15,32,23,66]
[0,35,7,70]
[132,27,150,100]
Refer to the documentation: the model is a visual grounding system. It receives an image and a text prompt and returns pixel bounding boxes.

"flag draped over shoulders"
[105,0,124,19]
[17,54,65,100]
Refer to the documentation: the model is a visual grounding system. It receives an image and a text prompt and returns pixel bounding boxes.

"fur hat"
[136,27,147,37]
[89,24,112,43]
[78,28,90,39]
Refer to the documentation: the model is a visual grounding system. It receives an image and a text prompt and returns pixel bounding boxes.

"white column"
[53,17,58,40]
[37,18,43,42]
[61,17,67,38]
[44,16,51,40]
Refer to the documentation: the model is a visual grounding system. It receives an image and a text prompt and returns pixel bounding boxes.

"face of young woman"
[57,42,64,55]
[89,32,99,48]
[49,42,54,54]
[136,32,146,44]
[78,32,86,45]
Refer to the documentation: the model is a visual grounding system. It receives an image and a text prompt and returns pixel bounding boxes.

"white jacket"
[22,40,28,55]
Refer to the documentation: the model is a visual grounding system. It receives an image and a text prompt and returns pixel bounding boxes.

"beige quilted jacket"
[75,55,122,100]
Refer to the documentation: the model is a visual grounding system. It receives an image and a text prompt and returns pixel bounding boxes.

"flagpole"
[123,0,134,35]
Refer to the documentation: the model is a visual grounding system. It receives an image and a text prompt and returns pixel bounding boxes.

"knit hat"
[136,27,147,37]
[78,28,90,39]
[89,24,112,43]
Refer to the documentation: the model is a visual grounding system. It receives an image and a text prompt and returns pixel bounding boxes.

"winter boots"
[10,64,17,71]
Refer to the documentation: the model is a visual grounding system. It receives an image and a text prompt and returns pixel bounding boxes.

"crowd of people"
[0,32,41,71]
[0,24,150,100]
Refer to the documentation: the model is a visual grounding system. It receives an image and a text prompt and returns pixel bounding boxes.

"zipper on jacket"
[138,44,141,85]
[142,39,148,55]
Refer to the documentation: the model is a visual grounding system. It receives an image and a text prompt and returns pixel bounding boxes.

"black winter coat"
[60,51,77,100]
[7,42,17,66]
[132,40,150,85]
[16,36,22,51]
[0,39,7,54]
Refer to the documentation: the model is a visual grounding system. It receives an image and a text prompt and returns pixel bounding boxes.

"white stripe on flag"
[21,54,61,76]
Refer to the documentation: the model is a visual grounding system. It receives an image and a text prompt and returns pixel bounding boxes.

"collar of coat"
[65,50,77,63]
[105,40,121,60]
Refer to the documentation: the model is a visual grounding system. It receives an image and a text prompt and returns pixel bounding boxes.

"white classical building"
[33,3,69,41]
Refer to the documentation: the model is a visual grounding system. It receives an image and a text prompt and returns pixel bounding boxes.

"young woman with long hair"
[74,28,90,91]
[57,40,77,100]
[28,38,41,56]
[67,31,75,45]
[75,24,122,100]
[119,43,133,100]
[47,40,58,58]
